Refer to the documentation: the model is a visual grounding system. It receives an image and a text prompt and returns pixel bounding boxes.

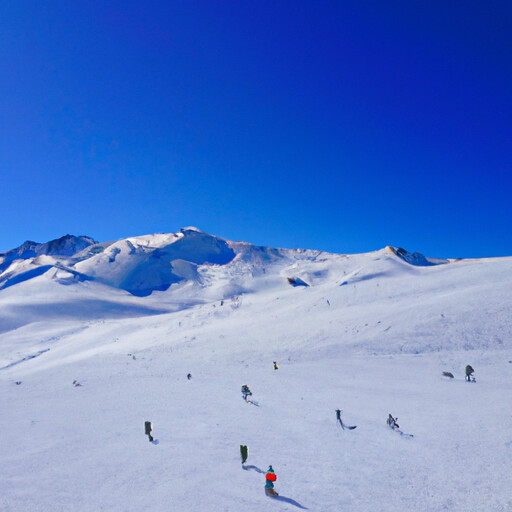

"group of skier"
[239,363,281,496]
[146,360,477,498]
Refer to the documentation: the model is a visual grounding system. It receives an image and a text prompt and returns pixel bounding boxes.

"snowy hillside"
[1,229,512,511]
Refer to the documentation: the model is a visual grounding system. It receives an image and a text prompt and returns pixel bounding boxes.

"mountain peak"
[42,235,97,256]
[180,226,204,234]
[386,246,446,266]
[0,235,97,271]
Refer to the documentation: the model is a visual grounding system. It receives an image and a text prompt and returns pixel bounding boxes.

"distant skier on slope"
[387,413,414,437]
[336,409,357,430]
[265,465,278,496]
[145,421,154,442]
[387,414,399,430]
[273,361,279,370]
[240,445,249,464]
[241,384,252,401]
[465,365,475,382]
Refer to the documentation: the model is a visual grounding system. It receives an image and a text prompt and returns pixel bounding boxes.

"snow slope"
[1,229,511,511]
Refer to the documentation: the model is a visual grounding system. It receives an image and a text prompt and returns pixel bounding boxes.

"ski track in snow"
[0,348,50,370]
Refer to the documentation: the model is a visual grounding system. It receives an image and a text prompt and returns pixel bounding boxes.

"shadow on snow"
[271,495,308,509]
[242,465,265,474]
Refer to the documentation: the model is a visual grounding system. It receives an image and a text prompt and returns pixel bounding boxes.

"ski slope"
[1,230,511,511]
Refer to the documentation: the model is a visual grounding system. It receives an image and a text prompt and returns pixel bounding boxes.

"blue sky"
[1,1,511,258]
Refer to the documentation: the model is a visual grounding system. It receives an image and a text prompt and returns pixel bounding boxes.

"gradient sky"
[1,1,511,258]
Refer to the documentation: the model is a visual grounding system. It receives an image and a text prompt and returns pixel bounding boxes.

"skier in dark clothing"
[336,409,357,430]
[465,365,475,381]
[145,421,154,442]
[241,384,252,401]
[387,414,399,430]
[187,373,192,380]
[240,445,249,464]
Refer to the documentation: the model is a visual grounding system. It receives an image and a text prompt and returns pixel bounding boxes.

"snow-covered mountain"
[0,228,459,335]
[1,228,511,511]
[0,228,447,296]
[0,234,96,268]
[0,228,271,296]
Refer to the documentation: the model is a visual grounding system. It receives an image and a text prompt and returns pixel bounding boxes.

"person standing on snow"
[465,365,475,381]
[240,445,249,465]
[273,361,279,370]
[145,421,154,442]
[265,465,278,496]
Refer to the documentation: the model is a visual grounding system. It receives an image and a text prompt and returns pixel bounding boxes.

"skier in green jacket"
[240,445,248,464]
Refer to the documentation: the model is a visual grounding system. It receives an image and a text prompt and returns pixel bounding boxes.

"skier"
[144,421,154,442]
[387,413,414,437]
[240,445,249,464]
[387,414,399,430]
[187,373,192,380]
[465,365,475,382]
[336,409,357,430]
[273,361,279,370]
[265,465,278,496]
[241,384,252,401]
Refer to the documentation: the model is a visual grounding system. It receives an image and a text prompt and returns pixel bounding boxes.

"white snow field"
[1,229,511,512]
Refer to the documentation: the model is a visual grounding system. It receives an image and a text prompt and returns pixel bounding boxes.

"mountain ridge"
[0,228,506,301]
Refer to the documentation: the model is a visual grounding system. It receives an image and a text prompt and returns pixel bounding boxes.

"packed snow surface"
[1,229,511,511]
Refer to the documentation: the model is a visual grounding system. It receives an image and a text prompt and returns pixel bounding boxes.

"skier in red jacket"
[265,466,278,496]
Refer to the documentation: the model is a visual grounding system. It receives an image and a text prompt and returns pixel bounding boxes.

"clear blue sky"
[1,1,511,258]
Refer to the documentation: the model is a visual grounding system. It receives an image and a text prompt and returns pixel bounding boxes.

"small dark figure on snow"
[240,444,249,464]
[273,361,279,370]
[465,365,475,382]
[241,384,252,401]
[336,409,357,430]
[265,465,278,496]
[387,414,399,429]
[187,373,192,380]
[145,421,154,442]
